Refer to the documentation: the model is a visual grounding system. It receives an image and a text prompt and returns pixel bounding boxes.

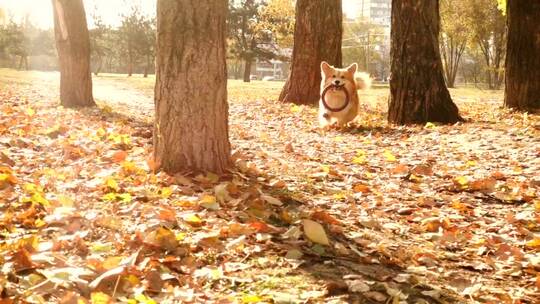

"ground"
[0,68,539,303]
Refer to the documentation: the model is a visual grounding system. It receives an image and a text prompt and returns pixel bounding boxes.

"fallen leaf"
[303,219,330,245]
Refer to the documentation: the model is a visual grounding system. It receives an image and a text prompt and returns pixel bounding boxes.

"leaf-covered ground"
[0,69,539,303]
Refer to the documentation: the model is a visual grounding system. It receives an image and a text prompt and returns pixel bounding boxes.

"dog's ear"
[321,61,332,77]
[346,63,358,74]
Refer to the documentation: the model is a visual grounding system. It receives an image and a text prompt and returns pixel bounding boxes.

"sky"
[0,0,156,28]
[0,0,357,29]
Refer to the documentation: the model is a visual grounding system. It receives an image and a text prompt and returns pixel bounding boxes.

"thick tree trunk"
[388,0,462,125]
[279,0,342,105]
[504,1,540,111]
[154,0,231,175]
[51,0,95,107]
[243,58,252,82]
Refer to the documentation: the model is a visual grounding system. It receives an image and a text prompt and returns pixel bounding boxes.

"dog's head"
[320,61,357,89]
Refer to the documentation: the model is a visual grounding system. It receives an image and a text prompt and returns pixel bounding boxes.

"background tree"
[504,0,540,111]
[118,5,155,77]
[51,0,95,107]
[154,0,231,174]
[440,0,469,88]
[388,0,462,124]
[279,0,342,105]
[466,0,506,90]
[342,18,389,80]
[228,0,277,82]
[0,21,29,70]
[89,10,110,76]
[257,0,295,49]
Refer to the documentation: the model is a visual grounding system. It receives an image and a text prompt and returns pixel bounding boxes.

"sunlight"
[0,0,155,28]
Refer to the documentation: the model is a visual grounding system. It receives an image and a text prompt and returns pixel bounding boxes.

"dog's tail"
[355,72,372,91]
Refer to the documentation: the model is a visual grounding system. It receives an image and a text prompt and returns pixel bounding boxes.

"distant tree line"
[0,0,294,80]
[0,0,525,91]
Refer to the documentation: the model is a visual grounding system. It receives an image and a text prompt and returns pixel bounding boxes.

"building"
[345,0,391,28]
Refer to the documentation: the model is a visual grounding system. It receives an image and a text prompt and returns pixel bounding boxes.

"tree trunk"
[388,0,462,125]
[94,55,102,76]
[504,1,540,111]
[243,58,252,82]
[18,55,28,70]
[127,52,133,77]
[279,0,342,105]
[51,0,95,107]
[143,55,151,78]
[154,0,231,175]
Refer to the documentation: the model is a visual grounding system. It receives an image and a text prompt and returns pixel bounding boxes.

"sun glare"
[0,0,156,28]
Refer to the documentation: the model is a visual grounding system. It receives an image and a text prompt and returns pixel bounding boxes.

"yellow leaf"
[242,295,264,303]
[290,105,301,113]
[104,178,119,191]
[25,107,35,116]
[321,165,330,173]
[466,160,477,167]
[424,122,436,129]
[90,242,113,253]
[31,193,50,206]
[526,238,540,249]
[34,219,46,228]
[184,214,203,227]
[134,294,157,304]
[176,232,186,241]
[333,192,347,200]
[117,193,132,203]
[102,192,117,202]
[58,195,74,207]
[160,187,173,198]
[124,274,140,286]
[454,176,469,187]
[91,292,112,304]
[383,150,397,162]
[303,219,330,245]
[200,195,219,210]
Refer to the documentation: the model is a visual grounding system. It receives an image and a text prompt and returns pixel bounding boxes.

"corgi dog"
[319,61,371,127]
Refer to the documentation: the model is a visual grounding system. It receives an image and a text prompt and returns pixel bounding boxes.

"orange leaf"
[248,221,271,233]
[353,183,371,194]
[111,150,128,163]
[312,210,340,225]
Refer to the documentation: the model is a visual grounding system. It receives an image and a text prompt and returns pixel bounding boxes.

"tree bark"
[51,0,95,107]
[154,0,231,175]
[243,58,252,82]
[388,0,462,125]
[52,0,95,107]
[279,0,342,105]
[504,1,540,111]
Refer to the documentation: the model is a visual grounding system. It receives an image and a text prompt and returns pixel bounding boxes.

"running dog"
[319,61,371,127]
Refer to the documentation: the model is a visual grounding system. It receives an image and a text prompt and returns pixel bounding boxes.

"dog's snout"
[333,80,341,85]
